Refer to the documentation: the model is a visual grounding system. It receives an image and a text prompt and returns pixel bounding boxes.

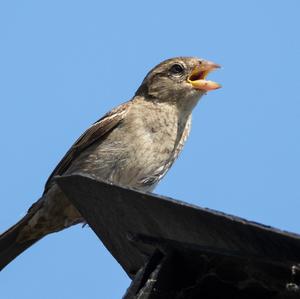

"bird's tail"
[0,188,82,271]
[0,214,41,271]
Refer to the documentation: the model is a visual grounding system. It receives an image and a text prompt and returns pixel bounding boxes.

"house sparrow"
[0,57,220,270]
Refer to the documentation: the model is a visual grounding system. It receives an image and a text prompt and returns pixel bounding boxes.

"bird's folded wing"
[43,101,130,193]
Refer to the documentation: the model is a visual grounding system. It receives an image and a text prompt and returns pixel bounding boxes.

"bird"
[0,56,220,270]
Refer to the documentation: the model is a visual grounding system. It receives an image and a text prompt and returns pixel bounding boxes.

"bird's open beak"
[187,61,221,91]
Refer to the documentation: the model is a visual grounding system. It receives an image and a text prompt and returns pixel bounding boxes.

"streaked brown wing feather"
[44,101,130,193]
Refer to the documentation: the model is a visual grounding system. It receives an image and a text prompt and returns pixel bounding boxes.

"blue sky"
[1,1,300,298]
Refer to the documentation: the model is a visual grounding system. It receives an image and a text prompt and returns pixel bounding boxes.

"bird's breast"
[66,100,191,191]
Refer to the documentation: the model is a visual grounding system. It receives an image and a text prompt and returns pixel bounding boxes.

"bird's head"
[135,57,221,110]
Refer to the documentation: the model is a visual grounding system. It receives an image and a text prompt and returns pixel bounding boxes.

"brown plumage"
[0,57,220,270]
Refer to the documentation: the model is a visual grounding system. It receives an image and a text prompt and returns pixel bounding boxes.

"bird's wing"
[44,101,130,193]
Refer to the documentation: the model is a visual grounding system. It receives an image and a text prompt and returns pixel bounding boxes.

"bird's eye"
[169,64,184,75]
